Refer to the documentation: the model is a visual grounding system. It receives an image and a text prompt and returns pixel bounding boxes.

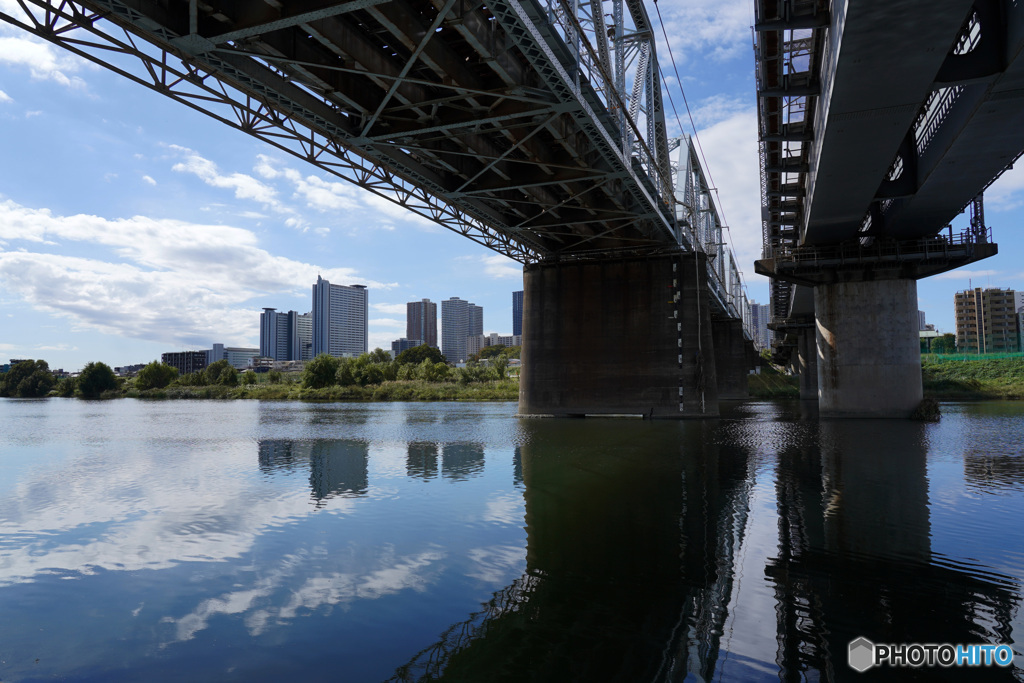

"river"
[0,398,1022,681]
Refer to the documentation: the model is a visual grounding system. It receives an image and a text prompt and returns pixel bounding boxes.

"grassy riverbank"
[120,378,520,401]
[748,370,800,398]
[921,355,1024,400]
[749,356,1024,400]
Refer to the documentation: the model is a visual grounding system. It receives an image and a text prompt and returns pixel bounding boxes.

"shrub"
[0,359,55,398]
[78,362,118,398]
[135,361,178,390]
[304,353,340,389]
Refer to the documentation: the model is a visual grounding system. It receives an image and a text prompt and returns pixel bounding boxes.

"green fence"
[922,352,1024,363]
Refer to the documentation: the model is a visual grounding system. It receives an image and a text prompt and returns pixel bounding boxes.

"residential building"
[391,338,423,355]
[918,310,927,331]
[407,299,437,349]
[512,290,523,337]
[261,309,313,361]
[441,297,483,364]
[747,300,771,351]
[161,350,208,375]
[954,288,1021,353]
[312,276,368,358]
[467,333,522,357]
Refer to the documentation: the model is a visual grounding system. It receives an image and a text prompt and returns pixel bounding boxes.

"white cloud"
[369,318,404,328]
[0,89,11,103]
[372,303,408,315]
[935,268,1002,281]
[171,146,280,208]
[653,0,752,65]
[985,164,1024,212]
[0,35,88,89]
[0,199,388,348]
[690,108,767,291]
[478,254,522,280]
[141,175,156,186]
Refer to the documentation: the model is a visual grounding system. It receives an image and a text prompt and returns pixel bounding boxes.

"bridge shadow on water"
[389,407,1021,682]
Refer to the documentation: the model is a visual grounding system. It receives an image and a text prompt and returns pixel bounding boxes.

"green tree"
[420,359,450,382]
[204,359,230,384]
[219,365,239,387]
[395,345,446,366]
[267,370,283,384]
[303,353,340,388]
[932,333,957,354]
[492,356,509,380]
[54,376,77,397]
[368,347,392,364]
[243,370,258,385]
[135,361,178,390]
[0,360,55,398]
[78,362,118,398]
[479,345,507,360]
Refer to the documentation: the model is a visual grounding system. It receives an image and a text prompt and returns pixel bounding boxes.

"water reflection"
[441,443,485,481]
[407,442,440,480]
[393,419,756,681]
[768,419,1019,681]
[258,439,370,505]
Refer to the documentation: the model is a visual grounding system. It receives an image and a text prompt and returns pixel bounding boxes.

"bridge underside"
[754,0,1024,416]
[2,1,756,416]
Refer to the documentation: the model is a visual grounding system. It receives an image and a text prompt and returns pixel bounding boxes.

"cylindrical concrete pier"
[797,328,818,401]
[814,279,922,418]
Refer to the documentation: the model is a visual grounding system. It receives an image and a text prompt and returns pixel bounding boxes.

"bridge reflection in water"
[388,412,1021,682]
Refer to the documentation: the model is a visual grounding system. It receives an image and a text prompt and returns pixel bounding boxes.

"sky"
[1,1,1023,372]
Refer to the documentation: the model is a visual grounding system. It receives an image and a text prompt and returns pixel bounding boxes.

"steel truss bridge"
[754,0,1024,351]
[2,0,752,331]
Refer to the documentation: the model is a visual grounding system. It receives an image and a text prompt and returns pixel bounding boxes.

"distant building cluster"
[392,290,524,364]
[954,287,1024,353]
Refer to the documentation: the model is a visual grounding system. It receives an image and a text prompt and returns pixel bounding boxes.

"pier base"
[814,279,922,418]
[519,252,718,418]
[712,318,750,400]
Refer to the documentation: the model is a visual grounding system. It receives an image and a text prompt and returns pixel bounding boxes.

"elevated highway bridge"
[2,0,756,417]
[754,0,1023,416]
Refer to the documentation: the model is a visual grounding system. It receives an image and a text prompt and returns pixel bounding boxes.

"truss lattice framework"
[1,0,542,261]
[0,0,686,263]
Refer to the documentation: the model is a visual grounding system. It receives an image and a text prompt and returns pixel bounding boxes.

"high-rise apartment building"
[312,276,368,358]
[407,299,438,349]
[441,297,483,363]
[747,300,771,351]
[512,290,524,337]
[260,309,313,361]
[954,288,1021,353]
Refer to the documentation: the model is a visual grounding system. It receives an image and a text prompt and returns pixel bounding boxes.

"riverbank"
[921,355,1024,400]
[749,356,1024,400]
[119,378,521,401]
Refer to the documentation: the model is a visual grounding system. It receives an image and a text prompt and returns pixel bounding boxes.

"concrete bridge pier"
[712,318,751,400]
[814,279,922,418]
[797,326,818,401]
[518,251,719,418]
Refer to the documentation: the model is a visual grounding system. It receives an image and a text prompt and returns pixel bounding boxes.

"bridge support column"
[519,252,718,418]
[814,279,922,418]
[797,327,818,400]
[712,318,749,400]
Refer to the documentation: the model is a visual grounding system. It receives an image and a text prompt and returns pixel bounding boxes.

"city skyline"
[2,0,1024,371]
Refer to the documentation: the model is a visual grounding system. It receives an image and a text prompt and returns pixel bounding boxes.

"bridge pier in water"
[519,251,737,418]
[814,279,922,418]
[796,325,819,402]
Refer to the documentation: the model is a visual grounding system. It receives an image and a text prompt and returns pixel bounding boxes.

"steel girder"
[1,0,682,263]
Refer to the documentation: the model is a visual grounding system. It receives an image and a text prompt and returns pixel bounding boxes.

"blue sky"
[1,0,1023,372]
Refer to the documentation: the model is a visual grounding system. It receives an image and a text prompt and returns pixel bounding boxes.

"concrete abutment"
[518,252,720,418]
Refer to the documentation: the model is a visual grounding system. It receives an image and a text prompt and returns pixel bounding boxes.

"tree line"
[0,345,520,399]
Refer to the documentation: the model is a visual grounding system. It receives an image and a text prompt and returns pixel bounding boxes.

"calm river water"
[0,398,1022,682]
